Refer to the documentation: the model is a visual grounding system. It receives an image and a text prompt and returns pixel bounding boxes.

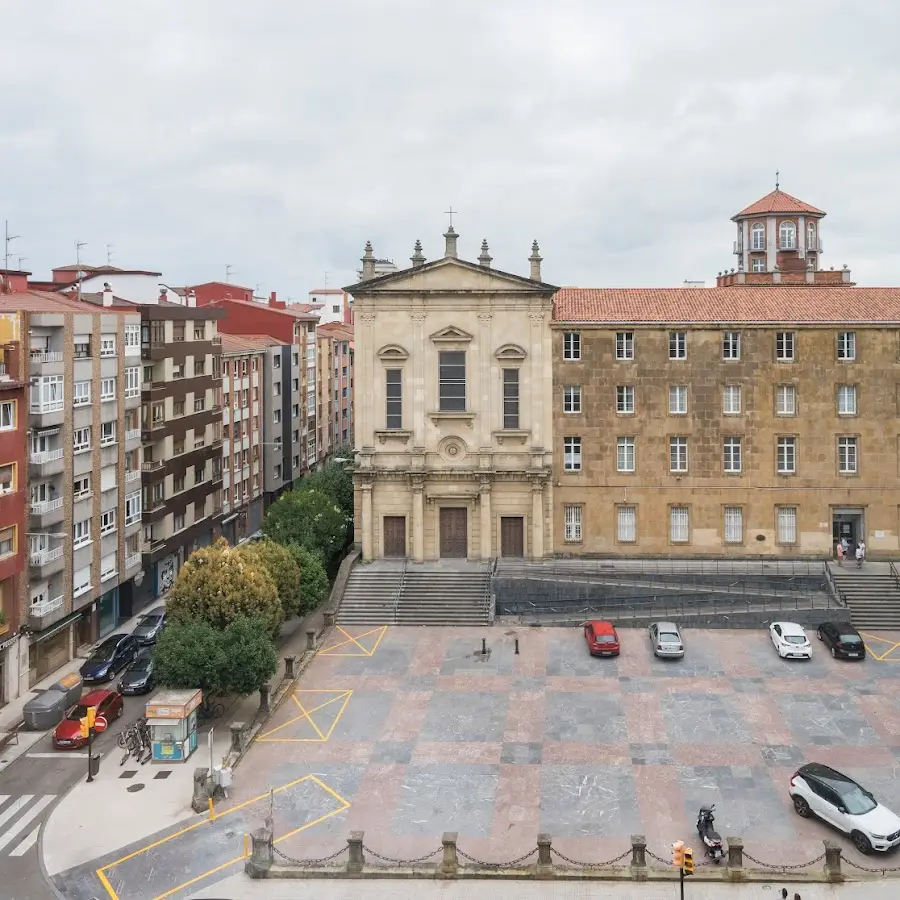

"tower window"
[751,258,766,273]
[807,222,817,252]
[751,223,765,250]
[779,221,796,249]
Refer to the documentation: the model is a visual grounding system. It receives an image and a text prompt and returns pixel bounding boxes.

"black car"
[132,606,167,646]
[80,633,139,684]
[118,650,155,695]
[816,622,866,660]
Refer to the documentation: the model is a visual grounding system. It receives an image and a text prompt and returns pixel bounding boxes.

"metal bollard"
[229,722,246,755]
[441,832,458,876]
[284,656,297,679]
[514,638,519,655]
[824,839,844,883]
[306,630,317,651]
[246,826,274,877]
[630,834,647,881]
[324,611,335,627]
[347,830,365,874]
[258,683,271,715]
[536,833,553,875]
[481,637,487,655]
[726,836,744,881]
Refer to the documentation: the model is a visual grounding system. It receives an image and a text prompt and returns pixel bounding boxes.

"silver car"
[649,622,685,658]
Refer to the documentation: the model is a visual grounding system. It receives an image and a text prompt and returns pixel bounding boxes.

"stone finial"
[361,241,376,280]
[478,239,492,268]
[411,240,426,268]
[529,240,543,281]
[443,226,459,259]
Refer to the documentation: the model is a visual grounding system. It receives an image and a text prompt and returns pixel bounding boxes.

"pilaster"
[531,479,544,559]
[360,313,376,449]
[529,313,544,449]
[479,477,492,559]
[477,314,492,449]
[411,313,426,448]
[412,476,425,562]
[360,481,373,561]
[766,215,777,270]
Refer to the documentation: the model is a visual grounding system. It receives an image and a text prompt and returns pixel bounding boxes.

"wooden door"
[439,507,468,558]
[500,516,525,557]
[383,516,407,557]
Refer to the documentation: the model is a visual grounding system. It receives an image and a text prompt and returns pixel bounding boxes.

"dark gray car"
[132,606,167,646]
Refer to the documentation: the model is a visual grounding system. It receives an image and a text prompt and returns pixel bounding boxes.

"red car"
[584,620,620,657]
[53,689,123,750]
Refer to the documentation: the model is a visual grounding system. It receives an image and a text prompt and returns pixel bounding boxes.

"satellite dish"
[134,571,145,587]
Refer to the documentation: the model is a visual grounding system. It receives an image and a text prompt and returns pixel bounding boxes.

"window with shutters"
[617,437,635,473]
[0,526,14,557]
[777,507,797,544]
[669,506,689,543]
[385,369,402,429]
[101,552,117,582]
[617,505,636,543]
[564,506,582,542]
[502,368,520,429]
[438,350,466,412]
[724,507,743,544]
[563,386,581,414]
[73,565,92,598]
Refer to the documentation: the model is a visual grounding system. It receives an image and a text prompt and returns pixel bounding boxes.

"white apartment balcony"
[30,545,64,578]
[28,594,65,631]
[124,552,142,571]
[125,428,141,442]
[30,497,64,527]
[125,469,141,484]
[30,449,63,466]
[29,351,64,364]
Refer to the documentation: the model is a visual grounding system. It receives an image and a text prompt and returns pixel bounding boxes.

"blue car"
[80,633,139,684]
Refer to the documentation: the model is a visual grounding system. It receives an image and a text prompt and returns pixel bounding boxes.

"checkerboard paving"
[234,625,900,868]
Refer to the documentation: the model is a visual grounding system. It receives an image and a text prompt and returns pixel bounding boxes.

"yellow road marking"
[319,625,388,656]
[859,632,900,661]
[96,774,350,900]
[256,690,353,742]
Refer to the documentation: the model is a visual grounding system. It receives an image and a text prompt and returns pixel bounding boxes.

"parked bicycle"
[197,696,225,723]
[117,716,152,765]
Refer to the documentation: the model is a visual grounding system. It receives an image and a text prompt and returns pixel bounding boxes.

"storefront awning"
[30,611,82,644]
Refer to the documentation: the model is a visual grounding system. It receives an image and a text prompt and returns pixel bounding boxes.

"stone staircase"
[337,560,492,626]
[829,563,900,630]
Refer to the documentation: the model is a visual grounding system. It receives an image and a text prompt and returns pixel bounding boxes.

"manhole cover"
[126,783,145,793]
[224,829,236,839]
[154,770,172,780]
[120,770,138,779]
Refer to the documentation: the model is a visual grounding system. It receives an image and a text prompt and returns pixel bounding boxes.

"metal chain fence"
[361,845,443,868]
[550,847,632,868]
[742,851,826,871]
[272,844,348,867]
[456,847,539,869]
[843,857,900,875]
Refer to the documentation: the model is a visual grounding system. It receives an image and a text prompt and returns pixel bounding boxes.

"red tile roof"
[734,189,825,219]
[0,290,110,312]
[317,322,354,340]
[553,287,900,325]
[220,334,281,354]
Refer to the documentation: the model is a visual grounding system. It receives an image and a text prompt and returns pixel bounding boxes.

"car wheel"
[831,647,837,659]
[792,795,812,818]
[852,830,873,855]
[115,704,123,719]
[817,628,823,641]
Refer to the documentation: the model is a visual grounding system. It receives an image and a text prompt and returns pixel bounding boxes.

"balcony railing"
[124,552,142,570]
[30,449,64,465]
[31,546,63,567]
[30,594,63,616]
[31,497,63,515]
[30,401,65,414]
[30,351,63,364]
[142,460,163,472]
[125,470,141,483]
[125,428,141,441]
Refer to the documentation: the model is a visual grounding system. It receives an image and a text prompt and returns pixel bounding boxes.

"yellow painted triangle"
[257,690,353,742]
[319,625,387,657]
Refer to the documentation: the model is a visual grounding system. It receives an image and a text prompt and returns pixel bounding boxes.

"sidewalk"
[40,603,327,877]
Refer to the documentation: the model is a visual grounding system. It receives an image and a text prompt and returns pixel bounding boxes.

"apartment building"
[0,290,144,694]
[220,335,267,543]
[316,322,354,458]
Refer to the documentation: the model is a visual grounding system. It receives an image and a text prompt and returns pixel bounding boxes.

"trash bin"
[89,754,100,777]
[23,689,68,731]
[49,673,84,707]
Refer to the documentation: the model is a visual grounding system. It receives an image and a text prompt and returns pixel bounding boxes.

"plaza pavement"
[46,623,900,899]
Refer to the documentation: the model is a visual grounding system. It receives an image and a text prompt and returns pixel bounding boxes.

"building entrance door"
[439,507,468,558]
[500,516,525,557]
[832,508,864,552]
[383,516,407,557]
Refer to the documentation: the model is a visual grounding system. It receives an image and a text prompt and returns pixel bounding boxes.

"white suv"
[791,763,900,854]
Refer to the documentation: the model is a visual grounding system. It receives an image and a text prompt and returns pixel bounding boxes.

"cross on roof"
[444,206,457,228]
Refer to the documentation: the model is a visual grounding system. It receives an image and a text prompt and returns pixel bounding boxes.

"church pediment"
[430,326,473,344]
[494,343,527,361]
[377,343,410,361]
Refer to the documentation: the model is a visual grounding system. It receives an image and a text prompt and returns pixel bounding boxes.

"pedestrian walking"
[856,545,864,568]
[836,541,844,566]
[841,536,850,556]
[859,539,866,561]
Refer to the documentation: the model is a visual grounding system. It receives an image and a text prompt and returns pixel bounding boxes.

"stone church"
[347,228,556,561]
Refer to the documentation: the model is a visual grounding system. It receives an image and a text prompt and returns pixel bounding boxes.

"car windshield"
[130,660,151,674]
[91,641,118,661]
[784,635,807,644]
[659,633,680,643]
[836,784,877,815]
[66,705,89,721]
[595,635,616,643]
[839,635,863,645]
[137,615,161,627]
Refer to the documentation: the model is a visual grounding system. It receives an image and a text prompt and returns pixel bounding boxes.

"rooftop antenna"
[775,169,780,190]
[76,239,87,304]
[4,221,19,272]
[225,264,234,283]
[106,243,115,265]
[323,271,329,289]
[16,256,27,271]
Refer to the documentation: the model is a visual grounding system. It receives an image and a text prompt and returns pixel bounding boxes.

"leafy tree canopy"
[154,616,277,697]
[299,452,354,521]
[286,543,330,615]
[167,538,283,633]
[262,489,347,564]
[238,539,303,618]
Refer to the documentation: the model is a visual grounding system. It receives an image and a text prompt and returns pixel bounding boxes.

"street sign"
[93,715,108,733]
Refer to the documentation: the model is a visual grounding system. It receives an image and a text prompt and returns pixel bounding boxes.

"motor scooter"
[697,805,724,862]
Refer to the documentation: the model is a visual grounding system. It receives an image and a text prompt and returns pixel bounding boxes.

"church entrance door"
[500,516,525,557]
[383,516,407,557]
[439,507,468,558]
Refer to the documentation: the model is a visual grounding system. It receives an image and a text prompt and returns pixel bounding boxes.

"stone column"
[412,479,425,562]
[246,826,274,878]
[529,313,544,449]
[630,834,647,881]
[725,836,744,881]
[766,215,777,270]
[741,220,749,271]
[477,314,492,449]
[798,214,806,255]
[347,831,365,874]
[411,314,426,448]
[531,481,544,559]
[441,832,459,876]
[479,479,492,559]
[824,839,843,883]
[360,482,373,561]
[536,834,553,875]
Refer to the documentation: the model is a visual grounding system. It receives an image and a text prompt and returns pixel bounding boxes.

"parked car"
[769,622,812,660]
[790,762,900,854]
[80,633,139,684]
[816,622,866,660]
[118,649,155,695]
[53,689,123,749]
[132,606,167,646]
[583,620,620,657]
[649,622,685,659]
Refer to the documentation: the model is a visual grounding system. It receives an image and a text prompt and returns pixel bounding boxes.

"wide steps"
[829,568,900,630]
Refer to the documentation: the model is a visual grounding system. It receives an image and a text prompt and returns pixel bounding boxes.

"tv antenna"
[107,243,115,265]
[76,240,87,303]
[4,221,19,272]
[225,265,234,283]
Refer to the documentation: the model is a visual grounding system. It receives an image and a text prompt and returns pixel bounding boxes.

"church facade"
[347,229,556,561]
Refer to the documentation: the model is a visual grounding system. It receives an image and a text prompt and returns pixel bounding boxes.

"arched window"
[807,222,816,251]
[779,221,796,249]
[751,222,765,250]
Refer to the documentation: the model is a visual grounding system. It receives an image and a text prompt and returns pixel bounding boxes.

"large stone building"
[349,229,556,561]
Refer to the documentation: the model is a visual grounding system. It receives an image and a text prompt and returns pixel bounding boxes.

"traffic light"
[86,706,97,729]
[672,840,684,868]
[683,847,695,876]
[79,717,90,739]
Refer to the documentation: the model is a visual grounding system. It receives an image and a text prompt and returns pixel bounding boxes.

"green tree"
[300,453,354,521]
[167,538,283,634]
[262,489,347,565]
[238,539,303,618]
[287,544,330,615]
[154,616,277,697]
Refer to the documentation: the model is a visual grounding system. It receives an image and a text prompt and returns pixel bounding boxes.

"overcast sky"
[2,1,899,295]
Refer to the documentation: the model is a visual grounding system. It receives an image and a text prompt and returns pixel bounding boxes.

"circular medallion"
[438,436,468,463]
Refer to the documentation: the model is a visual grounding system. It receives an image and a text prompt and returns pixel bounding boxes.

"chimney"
[360,241,376,280]
[528,240,543,281]
[102,282,114,307]
[157,287,167,305]
[443,226,459,259]
[410,240,426,268]
[478,239,492,268]
[187,289,197,307]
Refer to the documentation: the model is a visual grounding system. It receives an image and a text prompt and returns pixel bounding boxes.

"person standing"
[836,541,844,566]
[841,536,850,556]
[859,539,866,562]
[856,544,864,568]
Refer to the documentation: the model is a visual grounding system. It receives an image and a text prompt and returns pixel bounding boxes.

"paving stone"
[500,742,542,764]
[540,764,640,837]
[545,691,627,743]
[420,691,509,742]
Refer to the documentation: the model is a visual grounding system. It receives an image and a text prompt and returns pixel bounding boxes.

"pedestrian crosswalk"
[0,794,55,856]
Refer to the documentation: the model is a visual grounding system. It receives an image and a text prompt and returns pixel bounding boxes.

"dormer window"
[779,221,796,250]
[751,223,765,250]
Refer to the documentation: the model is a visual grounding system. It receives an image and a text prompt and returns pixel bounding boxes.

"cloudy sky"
[2,1,899,295]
